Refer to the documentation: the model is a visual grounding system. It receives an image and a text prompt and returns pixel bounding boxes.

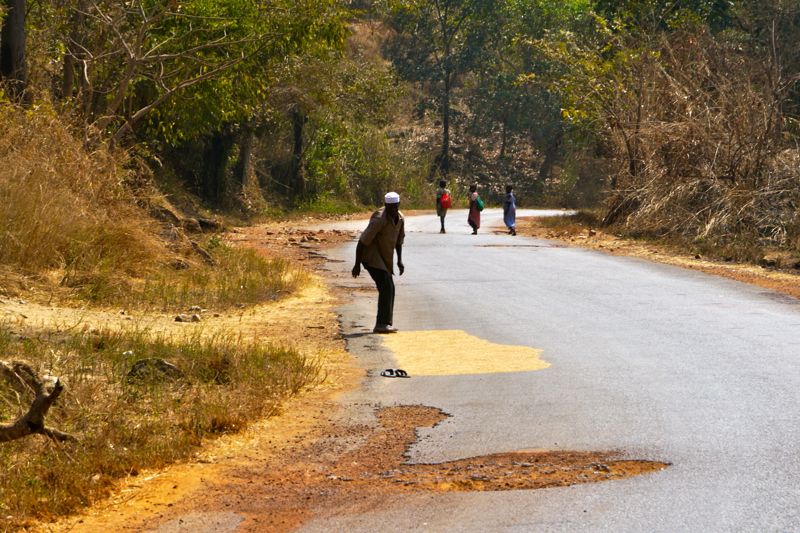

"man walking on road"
[352,192,405,334]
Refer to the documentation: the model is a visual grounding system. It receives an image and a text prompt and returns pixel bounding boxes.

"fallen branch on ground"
[0,361,76,443]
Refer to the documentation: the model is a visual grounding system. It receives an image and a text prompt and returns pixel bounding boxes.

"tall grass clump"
[0,104,164,278]
[0,323,320,528]
[0,105,309,308]
[592,28,800,260]
[131,243,310,310]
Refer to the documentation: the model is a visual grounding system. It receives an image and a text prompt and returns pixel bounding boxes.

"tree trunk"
[622,130,638,183]
[232,122,266,208]
[202,130,234,204]
[440,74,451,175]
[290,107,306,200]
[499,118,508,160]
[537,129,563,182]
[233,122,256,190]
[60,2,87,100]
[0,0,28,103]
[61,53,75,100]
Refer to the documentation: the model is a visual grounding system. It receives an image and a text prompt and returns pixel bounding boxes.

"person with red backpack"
[435,179,452,233]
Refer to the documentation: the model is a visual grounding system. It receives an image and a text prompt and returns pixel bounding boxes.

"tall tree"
[467,0,591,180]
[0,0,27,102]
[139,0,349,204]
[386,0,500,176]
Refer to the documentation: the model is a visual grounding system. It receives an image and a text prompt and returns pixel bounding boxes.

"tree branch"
[111,55,247,142]
[0,361,76,444]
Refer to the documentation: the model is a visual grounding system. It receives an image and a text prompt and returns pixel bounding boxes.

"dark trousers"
[364,265,394,326]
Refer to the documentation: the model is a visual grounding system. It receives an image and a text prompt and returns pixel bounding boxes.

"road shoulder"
[516,216,800,300]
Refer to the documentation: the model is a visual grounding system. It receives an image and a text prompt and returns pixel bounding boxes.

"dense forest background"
[2,0,800,270]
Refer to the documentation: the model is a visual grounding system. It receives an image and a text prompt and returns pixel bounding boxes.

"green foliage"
[110,2,316,144]
[246,21,429,209]
[466,0,594,160]
[387,0,502,81]
[385,0,505,173]
[593,0,735,32]
[534,9,654,143]
[140,0,351,147]
[16,0,433,213]
[301,119,429,208]
[20,0,350,146]
[13,0,799,251]
[298,195,362,216]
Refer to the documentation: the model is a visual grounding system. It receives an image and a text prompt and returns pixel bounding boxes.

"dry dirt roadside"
[22,214,798,532]
[18,223,365,532]
[515,216,800,300]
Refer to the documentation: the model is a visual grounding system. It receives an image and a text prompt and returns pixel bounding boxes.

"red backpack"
[440,192,452,209]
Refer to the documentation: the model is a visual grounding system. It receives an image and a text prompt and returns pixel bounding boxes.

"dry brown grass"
[595,28,800,261]
[0,324,320,529]
[0,103,323,530]
[0,103,165,277]
[70,241,310,310]
[0,104,310,311]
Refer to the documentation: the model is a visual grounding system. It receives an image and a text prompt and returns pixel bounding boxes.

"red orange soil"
[157,406,666,532]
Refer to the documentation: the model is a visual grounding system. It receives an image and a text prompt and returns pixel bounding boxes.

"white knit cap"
[384,191,400,204]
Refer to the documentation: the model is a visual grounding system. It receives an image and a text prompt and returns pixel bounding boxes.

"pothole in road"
[478,243,566,248]
[221,405,670,531]
[333,406,669,492]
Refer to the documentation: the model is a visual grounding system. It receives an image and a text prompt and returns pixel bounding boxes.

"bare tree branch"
[0,361,76,444]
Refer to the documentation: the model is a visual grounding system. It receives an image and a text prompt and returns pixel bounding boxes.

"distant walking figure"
[435,179,451,233]
[504,184,517,236]
[352,192,405,334]
[467,184,481,235]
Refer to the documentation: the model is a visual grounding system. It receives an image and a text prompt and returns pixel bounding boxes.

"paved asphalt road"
[299,209,800,532]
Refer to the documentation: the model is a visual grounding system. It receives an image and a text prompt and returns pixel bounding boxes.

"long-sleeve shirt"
[359,208,405,274]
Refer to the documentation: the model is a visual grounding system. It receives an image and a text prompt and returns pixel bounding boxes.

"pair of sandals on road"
[380,368,409,378]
